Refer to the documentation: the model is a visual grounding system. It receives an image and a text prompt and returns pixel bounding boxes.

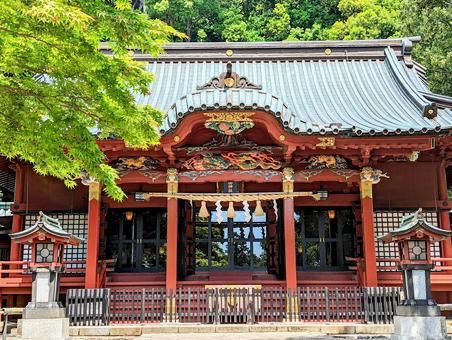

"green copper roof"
[9,212,84,244]
[129,38,452,136]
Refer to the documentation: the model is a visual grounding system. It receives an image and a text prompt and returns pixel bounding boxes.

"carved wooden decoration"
[204,112,255,135]
[197,62,262,90]
[182,152,281,171]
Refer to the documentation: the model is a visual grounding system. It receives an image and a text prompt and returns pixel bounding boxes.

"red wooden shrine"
[0,38,451,308]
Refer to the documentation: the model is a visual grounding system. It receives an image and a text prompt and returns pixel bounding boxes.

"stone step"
[70,323,395,337]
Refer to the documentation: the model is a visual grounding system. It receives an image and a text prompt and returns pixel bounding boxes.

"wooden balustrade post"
[85,182,101,288]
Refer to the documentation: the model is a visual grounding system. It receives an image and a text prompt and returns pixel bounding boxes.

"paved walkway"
[137,334,388,340]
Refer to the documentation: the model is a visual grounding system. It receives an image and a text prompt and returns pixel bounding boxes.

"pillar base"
[284,295,299,322]
[18,317,70,340]
[164,297,178,323]
[391,315,448,340]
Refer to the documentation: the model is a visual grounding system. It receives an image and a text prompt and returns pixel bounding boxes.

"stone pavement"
[136,332,389,340]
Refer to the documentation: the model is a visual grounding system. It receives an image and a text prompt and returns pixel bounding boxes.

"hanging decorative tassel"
[199,201,209,218]
[243,200,251,222]
[273,199,278,222]
[215,200,224,224]
[227,202,236,219]
[254,200,265,216]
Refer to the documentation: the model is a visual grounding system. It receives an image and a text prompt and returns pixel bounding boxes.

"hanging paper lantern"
[227,202,236,219]
[199,201,209,218]
[254,200,265,216]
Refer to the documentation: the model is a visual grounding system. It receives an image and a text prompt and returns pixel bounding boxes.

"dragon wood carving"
[182,152,281,171]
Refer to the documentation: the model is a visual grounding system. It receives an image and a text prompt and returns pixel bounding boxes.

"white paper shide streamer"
[215,200,224,224]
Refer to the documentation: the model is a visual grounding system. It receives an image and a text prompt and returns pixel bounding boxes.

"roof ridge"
[384,47,438,119]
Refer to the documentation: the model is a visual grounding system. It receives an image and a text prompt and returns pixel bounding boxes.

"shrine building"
[0,37,451,310]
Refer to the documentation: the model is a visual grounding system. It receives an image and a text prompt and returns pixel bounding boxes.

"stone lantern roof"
[379,208,452,243]
[9,211,83,245]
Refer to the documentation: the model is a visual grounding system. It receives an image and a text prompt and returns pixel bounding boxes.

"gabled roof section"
[127,37,452,136]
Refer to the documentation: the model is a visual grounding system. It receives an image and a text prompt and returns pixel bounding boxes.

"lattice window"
[374,210,441,271]
[23,213,88,269]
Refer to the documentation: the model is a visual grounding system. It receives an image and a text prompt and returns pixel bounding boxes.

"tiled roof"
[129,38,452,136]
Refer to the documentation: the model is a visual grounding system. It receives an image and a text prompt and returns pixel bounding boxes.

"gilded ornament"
[225,49,234,57]
[282,167,295,193]
[324,48,332,55]
[360,167,389,184]
[360,180,373,199]
[204,112,255,135]
[166,168,178,194]
[305,155,348,169]
[224,77,235,88]
[316,137,335,147]
[408,151,419,162]
[112,156,159,176]
[174,135,180,142]
[88,182,101,201]
[279,135,286,141]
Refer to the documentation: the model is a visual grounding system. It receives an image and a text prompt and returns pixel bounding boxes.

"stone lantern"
[380,208,451,340]
[9,212,83,340]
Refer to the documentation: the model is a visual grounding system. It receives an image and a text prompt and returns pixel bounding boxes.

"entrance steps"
[68,323,395,338]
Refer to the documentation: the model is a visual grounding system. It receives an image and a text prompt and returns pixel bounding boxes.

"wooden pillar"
[282,168,297,289]
[165,169,178,292]
[283,198,297,289]
[360,168,378,287]
[10,164,25,263]
[438,160,452,260]
[85,181,101,288]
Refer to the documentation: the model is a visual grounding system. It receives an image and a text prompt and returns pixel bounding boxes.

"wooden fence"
[66,288,110,326]
[65,286,401,326]
[363,287,402,324]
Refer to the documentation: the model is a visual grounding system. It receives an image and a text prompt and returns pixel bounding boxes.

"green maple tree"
[0,0,182,200]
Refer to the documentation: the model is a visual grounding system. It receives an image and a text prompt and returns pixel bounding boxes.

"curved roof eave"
[160,89,305,135]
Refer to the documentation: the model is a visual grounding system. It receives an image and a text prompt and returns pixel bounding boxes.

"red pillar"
[166,198,178,291]
[10,164,25,262]
[85,182,101,288]
[438,160,452,259]
[360,180,378,287]
[283,198,297,290]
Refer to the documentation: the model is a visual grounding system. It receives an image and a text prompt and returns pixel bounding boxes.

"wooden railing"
[346,257,452,275]
[0,259,116,277]
[97,259,116,288]
[66,286,401,325]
